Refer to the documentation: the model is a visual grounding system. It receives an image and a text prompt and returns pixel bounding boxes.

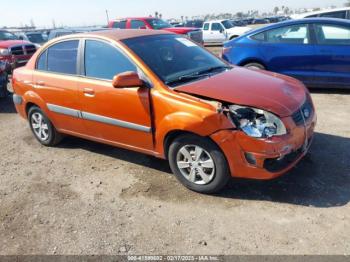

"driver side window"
[211,23,223,31]
[84,40,137,80]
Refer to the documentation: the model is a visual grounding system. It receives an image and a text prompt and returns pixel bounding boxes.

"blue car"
[222,18,350,88]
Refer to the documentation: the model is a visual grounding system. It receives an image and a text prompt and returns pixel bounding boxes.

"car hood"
[0,40,31,48]
[164,27,199,34]
[175,67,307,117]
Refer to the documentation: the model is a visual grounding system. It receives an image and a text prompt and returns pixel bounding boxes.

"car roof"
[56,29,173,41]
[292,7,350,19]
[112,17,155,21]
[243,18,350,36]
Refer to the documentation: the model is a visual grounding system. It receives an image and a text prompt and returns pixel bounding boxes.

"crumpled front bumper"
[210,112,317,180]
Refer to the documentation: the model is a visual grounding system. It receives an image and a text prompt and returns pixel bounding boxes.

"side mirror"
[112,71,144,88]
[220,29,224,33]
[19,36,24,40]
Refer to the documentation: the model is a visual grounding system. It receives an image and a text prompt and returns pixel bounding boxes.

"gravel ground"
[0,60,349,255]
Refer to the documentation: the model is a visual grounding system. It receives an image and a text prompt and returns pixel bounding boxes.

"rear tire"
[28,106,63,146]
[244,62,265,70]
[0,74,8,98]
[168,134,230,194]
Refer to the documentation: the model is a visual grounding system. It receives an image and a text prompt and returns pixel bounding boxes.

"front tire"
[243,62,265,70]
[168,135,230,194]
[28,106,63,146]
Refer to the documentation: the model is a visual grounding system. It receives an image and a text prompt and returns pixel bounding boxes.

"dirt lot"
[0,60,350,255]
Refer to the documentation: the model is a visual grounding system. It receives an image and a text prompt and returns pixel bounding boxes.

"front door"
[260,23,316,85]
[77,39,153,151]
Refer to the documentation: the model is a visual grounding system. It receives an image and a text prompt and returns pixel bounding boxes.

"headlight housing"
[0,48,10,56]
[229,105,287,138]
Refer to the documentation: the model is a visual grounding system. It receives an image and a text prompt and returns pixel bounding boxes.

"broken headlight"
[229,105,287,138]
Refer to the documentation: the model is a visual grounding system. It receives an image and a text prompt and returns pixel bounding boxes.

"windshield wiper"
[165,66,231,86]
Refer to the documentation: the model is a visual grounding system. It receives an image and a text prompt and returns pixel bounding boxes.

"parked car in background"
[251,18,270,24]
[17,31,48,47]
[108,17,203,44]
[0,61,9,98]
[202,20,251,43]
[231,19,248,26]
[184,20,204,28]
[48,27,104,40]
[222,18,350,88]
[292,7,350,20]
[0,30,37,74]
[12,30,316,194]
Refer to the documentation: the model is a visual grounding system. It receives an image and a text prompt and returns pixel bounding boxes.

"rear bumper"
[211,113,317,180]
[0,55,32,72]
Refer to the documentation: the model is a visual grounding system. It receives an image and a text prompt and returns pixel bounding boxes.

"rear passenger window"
[37,50,47,70]
[266,24,309,44]
[251,32,265,41]
[47,40,79,74]
[84,40,137,80]
[203,23,209,30]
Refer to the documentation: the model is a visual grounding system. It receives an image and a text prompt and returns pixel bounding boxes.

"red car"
[108,17,203,44]
[0,30,37,74]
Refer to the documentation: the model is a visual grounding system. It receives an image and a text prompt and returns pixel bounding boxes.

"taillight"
[222,46,232,55]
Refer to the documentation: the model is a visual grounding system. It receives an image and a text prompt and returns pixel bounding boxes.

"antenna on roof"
[106,10,110,24]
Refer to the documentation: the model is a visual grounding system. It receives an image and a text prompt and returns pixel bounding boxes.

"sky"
[1,0,347,28]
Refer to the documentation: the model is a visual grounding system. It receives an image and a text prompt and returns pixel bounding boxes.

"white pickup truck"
[202,20,251,44]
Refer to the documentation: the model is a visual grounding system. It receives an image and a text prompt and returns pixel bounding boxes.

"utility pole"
[106,10,110,24]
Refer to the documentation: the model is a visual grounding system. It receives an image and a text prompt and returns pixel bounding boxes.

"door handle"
[36,80,45,86]
[83,88,95,97]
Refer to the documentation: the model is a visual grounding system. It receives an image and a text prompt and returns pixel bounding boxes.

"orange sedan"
[12,30,316,194]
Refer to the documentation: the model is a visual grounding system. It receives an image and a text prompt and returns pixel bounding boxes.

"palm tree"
[345,0,350,7]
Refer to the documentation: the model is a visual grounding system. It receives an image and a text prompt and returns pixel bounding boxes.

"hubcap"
[31,112,49,141]
[176,145,215,185]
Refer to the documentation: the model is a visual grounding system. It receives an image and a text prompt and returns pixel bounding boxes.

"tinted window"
[131,20,146,29]
[315,24,350,45]
[266,24,309,44]
[146,19,172,29]
[84,40,137,80]
[203,23,209,30]
[113,21,127,29]
[211,23,223,31]
[47,40,79,74]
[123,35,228,86]
[319,11,347,19]
[37,50,47,70]
[221,20,234,29]
[251,32,265,41]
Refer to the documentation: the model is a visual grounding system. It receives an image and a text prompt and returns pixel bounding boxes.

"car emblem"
[303,108,310,119]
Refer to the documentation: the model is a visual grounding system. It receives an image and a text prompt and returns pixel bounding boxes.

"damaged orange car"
[12,30,316,194]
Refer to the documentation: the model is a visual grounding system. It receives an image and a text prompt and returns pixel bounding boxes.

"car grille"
[10,44,37,56]
[187,30,203,43]
[292,98,313,126]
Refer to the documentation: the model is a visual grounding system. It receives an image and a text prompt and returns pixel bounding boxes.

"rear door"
[32,40,86,134]
[312,23,350,88]
[260,23,316,84]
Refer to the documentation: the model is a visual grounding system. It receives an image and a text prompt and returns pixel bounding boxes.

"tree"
[345,0,350,7]
[236,12,243,18]
[154,11,158,18]
[273,6,279,14]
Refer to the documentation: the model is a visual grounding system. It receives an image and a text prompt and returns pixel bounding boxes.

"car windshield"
[221,20,235,29]
[26,33,45,43]
[0,31,18,40]
[146,19,172,29]
[123,34,230,87]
